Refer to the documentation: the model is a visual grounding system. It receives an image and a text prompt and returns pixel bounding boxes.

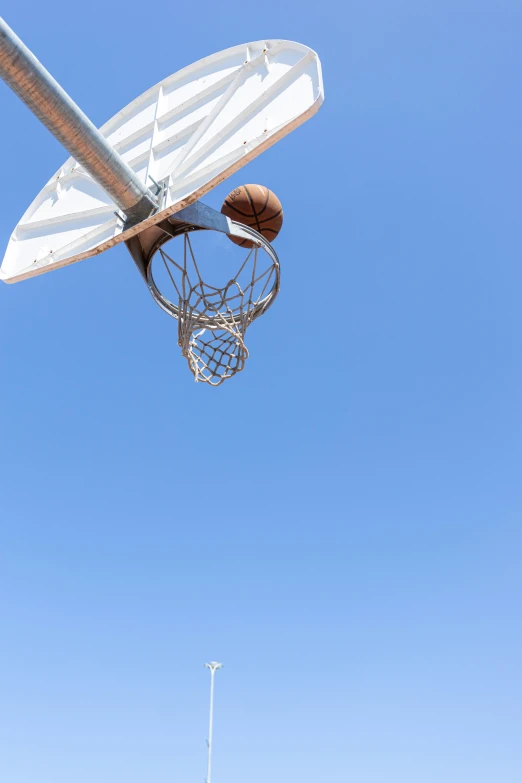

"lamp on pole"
[204,662,223,783]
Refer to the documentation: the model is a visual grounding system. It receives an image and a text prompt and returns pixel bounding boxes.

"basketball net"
[155,229,280,386]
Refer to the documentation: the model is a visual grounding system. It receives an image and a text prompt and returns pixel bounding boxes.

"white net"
[150,229,279,385]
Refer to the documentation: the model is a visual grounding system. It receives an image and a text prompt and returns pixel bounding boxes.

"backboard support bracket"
[124,201,234,281]
[124,200,265,297]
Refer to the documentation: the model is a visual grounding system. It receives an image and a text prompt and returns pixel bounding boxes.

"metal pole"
[0,17,157,224]
[205,662,222,783]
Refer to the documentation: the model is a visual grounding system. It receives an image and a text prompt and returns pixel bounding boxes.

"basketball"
[221,184,283,248]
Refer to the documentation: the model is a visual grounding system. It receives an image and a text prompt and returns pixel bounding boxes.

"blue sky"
[0,2,521,782]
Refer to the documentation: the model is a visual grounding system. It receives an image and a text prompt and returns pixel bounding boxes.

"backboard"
[0,39,323,284]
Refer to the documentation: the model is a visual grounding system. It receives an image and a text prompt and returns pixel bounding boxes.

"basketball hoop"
[147,222,280,385]
[0,22,323,385]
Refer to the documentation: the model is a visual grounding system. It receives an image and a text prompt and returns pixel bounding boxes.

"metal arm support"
[0,17,157,224]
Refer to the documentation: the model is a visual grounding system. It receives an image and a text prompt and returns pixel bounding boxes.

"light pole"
[205,662,223,783]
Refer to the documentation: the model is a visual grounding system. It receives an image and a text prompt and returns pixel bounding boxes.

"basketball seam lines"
[244,185,262,234]
[225,201,283,224]
[223,197,282,224]
[256,187,271,217]
[257,209,283,226]
[223,202,257,218]
[224,205,282,228]
[223,188,282,243]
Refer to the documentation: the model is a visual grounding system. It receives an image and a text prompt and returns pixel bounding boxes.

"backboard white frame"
[1,39,323,284]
